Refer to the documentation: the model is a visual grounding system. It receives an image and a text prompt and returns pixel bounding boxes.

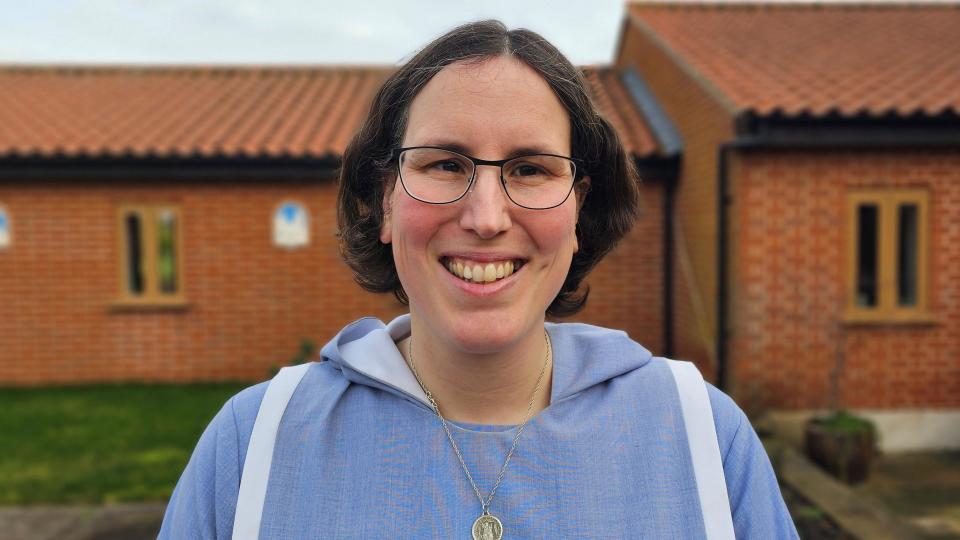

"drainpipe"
[716,144,732,391]
[663,168,675,358]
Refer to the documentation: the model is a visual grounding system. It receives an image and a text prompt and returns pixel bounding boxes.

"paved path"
[765,439,923,540]
[0,503,164,540]
[858,451,960,539]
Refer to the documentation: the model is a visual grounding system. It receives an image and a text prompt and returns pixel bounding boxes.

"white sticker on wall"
[272,201,309,248]
[0,207,9,249]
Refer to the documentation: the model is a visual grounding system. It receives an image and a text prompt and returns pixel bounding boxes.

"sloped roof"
[0,67,387,160]
[583,67,662,157]
[627,2,960,118]
[0,65,662,160]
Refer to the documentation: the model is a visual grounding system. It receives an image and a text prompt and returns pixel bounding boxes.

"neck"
[401,320,553,425]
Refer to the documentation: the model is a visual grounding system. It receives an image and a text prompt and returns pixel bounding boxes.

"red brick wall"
[616,16,737,378]
[0,177,665,384]
[728,150,960,410]
[0,179,406,384]
[571,181,664,354]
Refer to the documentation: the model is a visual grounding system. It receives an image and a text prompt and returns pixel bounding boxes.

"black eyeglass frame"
[393,146,586,210]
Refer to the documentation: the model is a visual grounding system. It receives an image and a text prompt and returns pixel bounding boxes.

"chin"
[442,313,534,355]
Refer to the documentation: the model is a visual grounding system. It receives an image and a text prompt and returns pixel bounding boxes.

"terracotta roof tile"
[0,65,661,159]
[627,2,960,117]
[583,67,662,157]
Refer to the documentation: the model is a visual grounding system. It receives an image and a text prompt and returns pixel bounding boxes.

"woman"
[160,21,798,539]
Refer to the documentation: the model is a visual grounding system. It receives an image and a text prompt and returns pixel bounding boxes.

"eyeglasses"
[394,146,583,210]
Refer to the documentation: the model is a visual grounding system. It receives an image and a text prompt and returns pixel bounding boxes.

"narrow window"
[157,210,178,295]
[117,205,184,305]
[856,204,878,308]
[847,189,929,322]
[125,212,145,295]
[897,204,918,307]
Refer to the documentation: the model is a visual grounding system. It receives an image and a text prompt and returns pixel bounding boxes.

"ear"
[575,176,591,211]
[573,176,591,253]
[379,179,395,244]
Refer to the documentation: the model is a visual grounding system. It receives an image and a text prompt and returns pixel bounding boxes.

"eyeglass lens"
[398,148,576,209]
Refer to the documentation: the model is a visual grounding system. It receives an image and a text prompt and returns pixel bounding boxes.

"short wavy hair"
[337,20,640,317]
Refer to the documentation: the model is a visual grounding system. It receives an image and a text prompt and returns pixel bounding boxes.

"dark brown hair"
[337,20,640,317]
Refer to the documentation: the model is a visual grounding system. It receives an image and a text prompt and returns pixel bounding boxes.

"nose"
[458,165,512,239]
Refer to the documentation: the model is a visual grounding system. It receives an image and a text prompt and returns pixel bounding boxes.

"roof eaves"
[625,8,740,116]
[621,68,683,157]
[0,153,342,180]
[733,109,960,148]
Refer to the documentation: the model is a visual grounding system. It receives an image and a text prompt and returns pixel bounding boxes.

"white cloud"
[0,0,624,65]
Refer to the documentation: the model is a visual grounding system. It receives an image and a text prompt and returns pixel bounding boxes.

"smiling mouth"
[441,257,526,284]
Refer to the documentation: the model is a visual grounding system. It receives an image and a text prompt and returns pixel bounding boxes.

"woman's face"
[380,55,581,354]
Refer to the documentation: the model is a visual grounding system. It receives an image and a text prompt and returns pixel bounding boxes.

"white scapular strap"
[231,360,734,539]
[232,363,312,540]
[666,359,736,540]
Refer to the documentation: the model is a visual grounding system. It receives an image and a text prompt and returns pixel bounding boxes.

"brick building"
[0,66,674,383]
[1,3,957,450]
[616,3,960,450]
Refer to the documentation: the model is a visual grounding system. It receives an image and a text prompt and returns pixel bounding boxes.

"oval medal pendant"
[471,513,503,540]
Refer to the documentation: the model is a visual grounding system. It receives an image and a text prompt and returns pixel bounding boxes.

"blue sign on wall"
[272,201,309,248]
[0,207,9,249]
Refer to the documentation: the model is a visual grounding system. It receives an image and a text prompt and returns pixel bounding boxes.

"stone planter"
[804,416,876,484]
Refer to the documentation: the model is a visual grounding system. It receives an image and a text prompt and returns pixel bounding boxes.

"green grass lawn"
[0,383,250,505]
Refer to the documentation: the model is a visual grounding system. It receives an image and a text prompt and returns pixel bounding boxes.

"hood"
[320,315,653,413]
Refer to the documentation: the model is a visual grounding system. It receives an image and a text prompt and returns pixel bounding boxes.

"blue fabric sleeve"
[157,399,240,539]
[158,382,267,539]
[708,384,800,539]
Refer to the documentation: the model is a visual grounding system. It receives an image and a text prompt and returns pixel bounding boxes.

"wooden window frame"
[844,189,932,324]
[113,205,188,310]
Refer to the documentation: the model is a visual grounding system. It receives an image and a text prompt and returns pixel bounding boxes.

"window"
[846,189,930,323]
[115,205,185,306]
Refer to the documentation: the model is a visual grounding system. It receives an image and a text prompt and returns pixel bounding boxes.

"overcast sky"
[0,0,628,66]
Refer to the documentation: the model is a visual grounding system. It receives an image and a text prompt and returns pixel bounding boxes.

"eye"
[513,164,545,176]
[433,160,464,173]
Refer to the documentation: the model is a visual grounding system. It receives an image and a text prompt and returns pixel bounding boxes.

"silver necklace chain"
[406,330,551,515]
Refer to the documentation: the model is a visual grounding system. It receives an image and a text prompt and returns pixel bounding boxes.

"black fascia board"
[635,154,680,184]
[620,68,684,157]
[734,111,960,149]
[0,155,341,181]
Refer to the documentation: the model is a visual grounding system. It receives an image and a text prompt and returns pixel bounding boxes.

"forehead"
[403,55,571,155]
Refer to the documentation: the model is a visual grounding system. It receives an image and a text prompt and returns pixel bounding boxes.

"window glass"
[856,204,878,307]
[157,210,178,295]
[125,213,144,295]
[897,204,918,307]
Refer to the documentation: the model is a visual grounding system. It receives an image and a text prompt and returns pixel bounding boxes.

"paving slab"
[858,451,960,540]
[0,503,164,540]
[765,439,922,540]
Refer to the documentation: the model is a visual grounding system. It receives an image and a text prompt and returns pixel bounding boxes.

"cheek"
[533,205,579,257]
[390,198,449,263]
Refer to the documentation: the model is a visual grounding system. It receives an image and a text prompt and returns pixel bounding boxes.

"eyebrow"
[412,140,563,158]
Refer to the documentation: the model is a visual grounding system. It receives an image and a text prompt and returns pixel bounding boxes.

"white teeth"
[444,258,520,284]
[483,264,496,283]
